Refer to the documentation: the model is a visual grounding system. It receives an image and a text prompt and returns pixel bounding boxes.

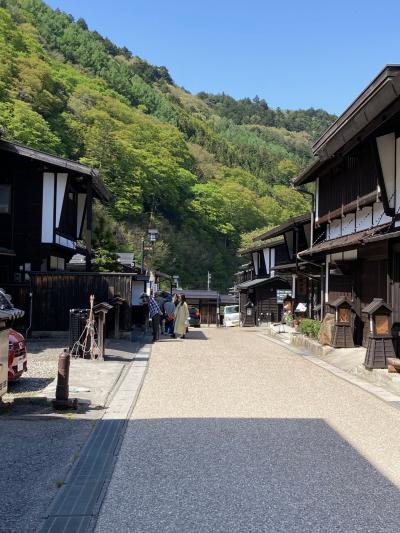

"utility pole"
[140,237,145,274]
[207,271,211,291]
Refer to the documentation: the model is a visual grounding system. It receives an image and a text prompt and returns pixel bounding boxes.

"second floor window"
[0,184,11,214]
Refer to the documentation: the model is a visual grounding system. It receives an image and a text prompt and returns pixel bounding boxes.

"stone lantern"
[362,298,395,369]
[331,296,354,348]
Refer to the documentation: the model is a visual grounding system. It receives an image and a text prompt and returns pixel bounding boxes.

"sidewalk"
[258,323,400,401]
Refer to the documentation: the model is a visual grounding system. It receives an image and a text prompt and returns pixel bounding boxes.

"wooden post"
[93,302,113,360]
[86,177,93,272]
[114,305,120,339]
[97,312,105,360]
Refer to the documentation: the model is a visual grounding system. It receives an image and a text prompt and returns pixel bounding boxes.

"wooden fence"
[29,272,137,332]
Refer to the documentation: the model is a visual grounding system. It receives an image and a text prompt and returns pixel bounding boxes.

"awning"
[299,224,391,257]
[0,247,15,256]
[236,276,289,290]
[273,263,297,271]
[240,238,284,255]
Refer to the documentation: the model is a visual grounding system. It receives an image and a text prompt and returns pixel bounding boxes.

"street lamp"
[148,228,159,242]
[141,228,159,273]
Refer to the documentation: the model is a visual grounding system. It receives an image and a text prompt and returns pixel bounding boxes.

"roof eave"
[0,139,112,203]
[312,65,400,159]
[253,213,311,242]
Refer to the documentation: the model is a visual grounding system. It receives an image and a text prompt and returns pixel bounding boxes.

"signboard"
[276,289,292,304]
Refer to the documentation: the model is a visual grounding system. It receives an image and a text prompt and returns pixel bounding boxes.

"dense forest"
[0,0,336,290]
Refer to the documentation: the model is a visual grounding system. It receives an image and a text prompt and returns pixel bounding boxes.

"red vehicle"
[8,329,27,382]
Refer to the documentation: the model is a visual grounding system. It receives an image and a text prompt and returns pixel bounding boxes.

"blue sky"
[45,0,400,115]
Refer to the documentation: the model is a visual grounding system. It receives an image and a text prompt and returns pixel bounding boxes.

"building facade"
[294,65,400,351]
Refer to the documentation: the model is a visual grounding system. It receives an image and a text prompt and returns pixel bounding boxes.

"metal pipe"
[298,186,315,249]
[52,349,77,410]
[25,290,33,339]
[140,238,145,274]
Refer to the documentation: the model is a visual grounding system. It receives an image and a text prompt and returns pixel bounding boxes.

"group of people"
[142,291,190,343]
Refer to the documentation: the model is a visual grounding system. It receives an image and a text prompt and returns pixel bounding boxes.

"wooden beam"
[316,190,378,225]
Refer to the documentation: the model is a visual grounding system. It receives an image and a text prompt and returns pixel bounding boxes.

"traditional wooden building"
[294,65,400,352]
[253,213,322,318]
[237,239,291,325]
[0,137,119,332]
[0,138,112,283]
[175,289,237,325]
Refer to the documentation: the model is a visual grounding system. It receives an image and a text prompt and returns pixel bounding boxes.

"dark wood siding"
[30,272,135,331]
[255,278,290,323]
[318,141,379,218]
[274,244,290,266]
[327,243,389,346]
[390,242,400,356]
[255,285,281,322]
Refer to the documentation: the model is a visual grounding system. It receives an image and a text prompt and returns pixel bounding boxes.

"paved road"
[95,328,400,532]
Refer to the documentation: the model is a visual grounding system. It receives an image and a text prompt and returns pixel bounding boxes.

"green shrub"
[298,319,321,339]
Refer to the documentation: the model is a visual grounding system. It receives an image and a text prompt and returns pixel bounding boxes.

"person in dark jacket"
[143,293,162,342]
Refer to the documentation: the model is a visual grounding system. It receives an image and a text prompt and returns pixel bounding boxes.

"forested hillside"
[0,0,335,290]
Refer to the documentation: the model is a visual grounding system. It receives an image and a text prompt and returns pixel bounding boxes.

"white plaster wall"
[263,248,270,275]
[355,206,372,231]
[55,173,67,228]
[341,213,355,236]
[41,172,54,243]
[377,133,396,208]
[373,201,392,226]
[252,252,259,276]
[328,219,341,240]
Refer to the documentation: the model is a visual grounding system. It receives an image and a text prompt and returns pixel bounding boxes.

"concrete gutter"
[37,340,152,533]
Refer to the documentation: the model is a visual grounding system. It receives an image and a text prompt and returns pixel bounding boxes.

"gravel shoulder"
[4,339,64,402]
[1,337,138,533]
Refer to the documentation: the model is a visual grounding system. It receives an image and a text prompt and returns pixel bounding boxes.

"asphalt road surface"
[95,328,400,532]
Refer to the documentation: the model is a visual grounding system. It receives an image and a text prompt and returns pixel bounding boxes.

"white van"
[223,305,240,327]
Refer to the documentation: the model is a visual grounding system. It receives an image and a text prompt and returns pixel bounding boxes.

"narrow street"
[95,328,400,532]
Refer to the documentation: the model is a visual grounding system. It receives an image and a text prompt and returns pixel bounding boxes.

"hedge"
[298,319,321,339]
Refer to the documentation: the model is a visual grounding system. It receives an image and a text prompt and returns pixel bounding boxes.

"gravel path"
[95,328,400,532]
[0,417,93,533]
[4,340,65,401]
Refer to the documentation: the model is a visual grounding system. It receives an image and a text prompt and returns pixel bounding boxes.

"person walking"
[144,293,162,343]
[174,294,190,339]
[164,294,175,336]
[155,291,166,335]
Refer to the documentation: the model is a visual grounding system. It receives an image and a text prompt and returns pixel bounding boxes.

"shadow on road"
[186,330,209,340]
[7,376,54,393]
[93,417,400,532]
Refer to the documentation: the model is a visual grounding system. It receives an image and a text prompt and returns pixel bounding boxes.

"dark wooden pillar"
[86,177,93,272]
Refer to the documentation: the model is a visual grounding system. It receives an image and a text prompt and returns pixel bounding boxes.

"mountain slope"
[0,0,335,290]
